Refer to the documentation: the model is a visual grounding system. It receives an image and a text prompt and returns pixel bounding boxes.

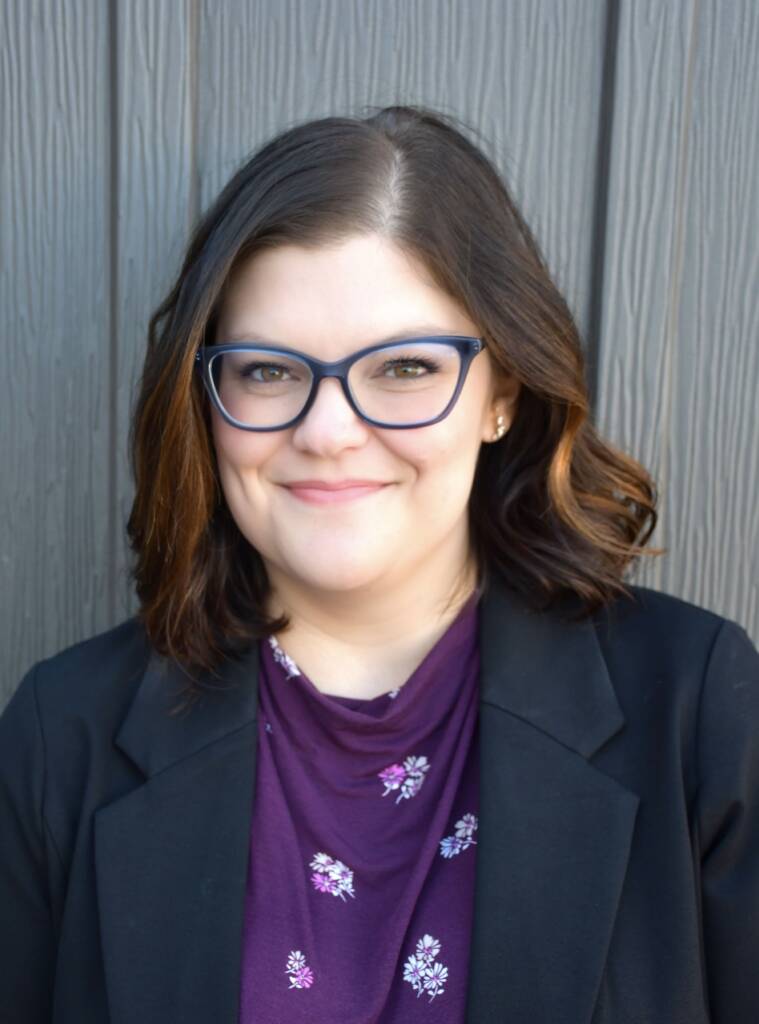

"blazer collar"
[97,571,638,1023]
[115,571,625,775]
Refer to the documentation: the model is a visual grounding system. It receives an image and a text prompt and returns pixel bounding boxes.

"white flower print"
[285,949,314,989]
[378,754,430,804]
[439,812,478,858]
[310,852,333,871]
[454,813,478,840]
[329,861,354,890]
[416,933,441,964]
[423,961,449,1000]
[402,954,427,993]
[403,934,448,1002]
[286,950,306,972]
[387,686,401,699]
[400,755,430,801]
[268,635,301,678]
[309,852,356,900]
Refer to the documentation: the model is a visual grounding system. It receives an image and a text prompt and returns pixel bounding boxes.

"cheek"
[422,397,488,503]
[386,422,481,502]
[394,385,487,468]
[210,415,281,516]
[211,413,275,473]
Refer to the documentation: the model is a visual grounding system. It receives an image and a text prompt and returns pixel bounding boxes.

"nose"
[291,376,369,453]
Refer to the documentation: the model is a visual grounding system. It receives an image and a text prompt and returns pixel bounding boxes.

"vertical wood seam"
[586,0,621,417]
[659,0,700,528]
[107,0,120,624]
[188,0,201,229]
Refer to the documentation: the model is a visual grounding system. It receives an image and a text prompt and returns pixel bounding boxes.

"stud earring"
[491,413,507,442]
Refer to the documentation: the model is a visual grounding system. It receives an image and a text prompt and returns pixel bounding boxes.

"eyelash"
[239,356,442,381]
[380,357,440,374]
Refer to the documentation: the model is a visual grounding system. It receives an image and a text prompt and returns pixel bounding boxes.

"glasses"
[194,335,484,431]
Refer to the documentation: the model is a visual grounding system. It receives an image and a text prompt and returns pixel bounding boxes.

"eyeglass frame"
[194,334,485,431]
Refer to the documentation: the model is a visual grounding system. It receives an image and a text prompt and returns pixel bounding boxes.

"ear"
[481,374,521,444]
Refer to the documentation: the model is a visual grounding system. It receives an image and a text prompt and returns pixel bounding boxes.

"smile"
[282,484,390,505]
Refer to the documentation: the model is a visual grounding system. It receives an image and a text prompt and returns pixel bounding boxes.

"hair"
[127,103,664,705]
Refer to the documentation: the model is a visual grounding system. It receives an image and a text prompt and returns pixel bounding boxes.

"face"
[210,233,519,605]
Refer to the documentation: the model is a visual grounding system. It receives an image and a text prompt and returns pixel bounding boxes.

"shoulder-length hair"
[127,104,663,696]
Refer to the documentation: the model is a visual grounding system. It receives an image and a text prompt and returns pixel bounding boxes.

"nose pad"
[295,375,365,436]
[306,376,358,420]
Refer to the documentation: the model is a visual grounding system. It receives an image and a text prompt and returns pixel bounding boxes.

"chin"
[288,558,388,594]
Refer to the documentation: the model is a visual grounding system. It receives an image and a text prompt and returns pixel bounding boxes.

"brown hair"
[127,104,664,698]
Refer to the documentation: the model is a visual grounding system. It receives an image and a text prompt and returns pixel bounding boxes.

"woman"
[1,105,757,1024]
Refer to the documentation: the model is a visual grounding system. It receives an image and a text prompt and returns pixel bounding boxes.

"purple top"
[239,591,481,1023]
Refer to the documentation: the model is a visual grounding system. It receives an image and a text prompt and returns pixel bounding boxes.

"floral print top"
[238,590,481,1023]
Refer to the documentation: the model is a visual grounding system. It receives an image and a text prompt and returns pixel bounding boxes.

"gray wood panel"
[112,0,196,622]
[197,0,607,345]
[1,0,112,698]
[595,0,759,636]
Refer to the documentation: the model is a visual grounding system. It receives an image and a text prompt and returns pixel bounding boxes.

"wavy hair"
[127,104,664,700]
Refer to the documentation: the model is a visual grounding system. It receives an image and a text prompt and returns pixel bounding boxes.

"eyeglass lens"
[209,341,463,428]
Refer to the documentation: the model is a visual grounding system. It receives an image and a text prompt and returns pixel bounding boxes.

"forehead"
[215,234,478,355]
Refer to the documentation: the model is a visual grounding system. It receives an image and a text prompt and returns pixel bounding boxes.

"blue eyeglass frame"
[194,334,484,431]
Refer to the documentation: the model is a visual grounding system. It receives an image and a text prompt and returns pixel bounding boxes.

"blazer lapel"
[94,644,261,1024]
[465,576,640,1023]
[94,571,639,1024]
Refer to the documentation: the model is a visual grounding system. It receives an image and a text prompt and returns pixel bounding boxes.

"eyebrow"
[220,323,463,346]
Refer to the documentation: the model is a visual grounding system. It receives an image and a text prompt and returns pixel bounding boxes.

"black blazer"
[2,573,759,1023]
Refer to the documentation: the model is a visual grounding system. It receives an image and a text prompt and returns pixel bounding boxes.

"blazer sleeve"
[695,619,759,1023]
[0,664,57,1023]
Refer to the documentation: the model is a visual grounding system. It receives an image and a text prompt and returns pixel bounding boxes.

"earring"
[491,413,506,442]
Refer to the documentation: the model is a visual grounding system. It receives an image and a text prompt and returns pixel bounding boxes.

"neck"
[263,553,480,700]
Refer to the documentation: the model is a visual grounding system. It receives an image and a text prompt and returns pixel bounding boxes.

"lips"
[283,480,387,490]
[282,482,390,505]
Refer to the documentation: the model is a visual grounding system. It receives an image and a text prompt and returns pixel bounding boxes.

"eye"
[239,361,296,383]
[378,356,441,378]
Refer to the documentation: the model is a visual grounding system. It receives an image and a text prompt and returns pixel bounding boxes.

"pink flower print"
[285,950,314,989]
[290,962,313,987]
[291,966,314,989]
[378,762,406,796]
[309,852,355,900]
[403,934,448,1001]
[311,872,336,894]
[268,635,301,678]
[379,755,430,803]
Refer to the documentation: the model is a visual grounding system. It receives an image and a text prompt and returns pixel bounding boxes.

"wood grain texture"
[111,0,195,623]
[595,0,759,637]
[195,0,606,341]
[1,0,111,700]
